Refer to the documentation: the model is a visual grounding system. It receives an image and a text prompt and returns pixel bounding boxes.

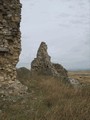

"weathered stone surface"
[53,63,68,79]
[31,42,68,80]
[0,0,27,96]
[0,80,28,96]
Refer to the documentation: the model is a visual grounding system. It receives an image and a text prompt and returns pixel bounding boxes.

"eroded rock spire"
[31,42,68,80]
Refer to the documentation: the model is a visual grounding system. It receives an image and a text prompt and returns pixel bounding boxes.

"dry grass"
[0,71,90,120]
[33,76,90,120]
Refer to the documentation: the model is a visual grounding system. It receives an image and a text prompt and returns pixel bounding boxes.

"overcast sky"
[18,0,90,70]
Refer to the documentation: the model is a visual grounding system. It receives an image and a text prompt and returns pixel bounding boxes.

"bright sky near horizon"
[18,0,90,70]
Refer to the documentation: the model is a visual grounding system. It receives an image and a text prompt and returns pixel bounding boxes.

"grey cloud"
[18,0,90,70]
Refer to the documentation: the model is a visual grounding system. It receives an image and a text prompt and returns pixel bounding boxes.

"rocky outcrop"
[0,0,27,96]
[68,78,80,88]
[17,67,30,81]
[31,42,68,81]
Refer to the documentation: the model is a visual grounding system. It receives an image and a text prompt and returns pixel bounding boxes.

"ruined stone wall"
[0,0,21,83]
[0,0,27,96]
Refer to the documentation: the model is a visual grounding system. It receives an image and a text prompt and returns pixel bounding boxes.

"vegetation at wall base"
[0,71,90,120]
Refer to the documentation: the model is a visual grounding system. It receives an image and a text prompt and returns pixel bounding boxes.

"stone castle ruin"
[0,0,27,95]
[31,42,68,81]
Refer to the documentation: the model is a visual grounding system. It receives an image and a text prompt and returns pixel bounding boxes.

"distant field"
[68,70,90,84]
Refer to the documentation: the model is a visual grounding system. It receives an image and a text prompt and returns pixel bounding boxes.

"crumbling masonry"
[0,0,27,95]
